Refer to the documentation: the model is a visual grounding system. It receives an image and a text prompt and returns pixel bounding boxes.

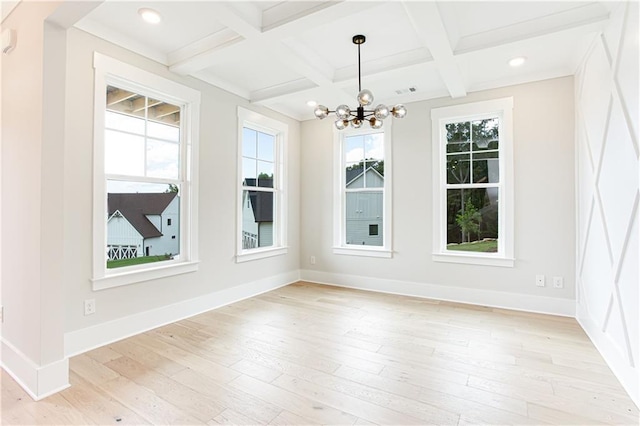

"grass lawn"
[447,240,498,253]
[107,255,170,269]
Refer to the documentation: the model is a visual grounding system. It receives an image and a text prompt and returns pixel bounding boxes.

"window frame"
[236,107,288,263]
[431,97,514,267]
[92,53,200,290]
[333,124,393,258]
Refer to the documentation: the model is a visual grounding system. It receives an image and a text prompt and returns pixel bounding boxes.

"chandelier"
[313,34,407,130]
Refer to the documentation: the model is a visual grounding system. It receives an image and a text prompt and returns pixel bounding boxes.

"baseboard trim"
[65,270,300,357]
[1,339,69,401]
[300,269,575,317]
[577,305,639,409]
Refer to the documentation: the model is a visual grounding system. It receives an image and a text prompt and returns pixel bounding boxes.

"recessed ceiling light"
[138,8,162,24]
[509,56,526,67]
[307,100,317,107]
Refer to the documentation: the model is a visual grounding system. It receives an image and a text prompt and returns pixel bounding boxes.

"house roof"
[108,192,178,238]
[346,166,384,187]
[244,178,274,223]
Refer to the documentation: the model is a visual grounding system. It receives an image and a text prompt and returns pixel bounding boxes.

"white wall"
[62,28,300,350]
[301,76,576,315]
[1,1,70,399]
[575,2,639,407]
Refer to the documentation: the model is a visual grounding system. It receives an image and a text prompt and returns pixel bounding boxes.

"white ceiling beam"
[250,79,317,104]
[191,70,251,100]
[454,3,610,54]
[170,1,369,76]
[401,1,467,98]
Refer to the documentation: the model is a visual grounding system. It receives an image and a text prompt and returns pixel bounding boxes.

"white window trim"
[431,97,514,267]
[333,123,393,258]
[236,107,288,262]
[92,53,200,290]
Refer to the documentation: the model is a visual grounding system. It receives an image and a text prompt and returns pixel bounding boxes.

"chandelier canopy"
[314,34,407,130]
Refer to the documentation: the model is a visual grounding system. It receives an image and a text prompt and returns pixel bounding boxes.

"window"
[92,53,200,289]
[237,107,288,262]
[431,98,514,267]
[334,125,392,258]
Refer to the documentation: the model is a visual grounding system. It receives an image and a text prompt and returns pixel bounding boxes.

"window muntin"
[431,97,513,267]
[237,108,287,261]
[104,87,183,269]
[445,118,500,252]
[241,128,276,250]
[334,125,392,258]
[92,53,200,289]
[344,133,384,247]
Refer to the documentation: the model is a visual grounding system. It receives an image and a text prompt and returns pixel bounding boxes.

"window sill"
[236,246,288,263]
[432,252,514,267]
[333,246,393,258]
[92,260,199,290]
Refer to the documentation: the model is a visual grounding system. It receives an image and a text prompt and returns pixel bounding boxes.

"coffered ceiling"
[74,1,614,121]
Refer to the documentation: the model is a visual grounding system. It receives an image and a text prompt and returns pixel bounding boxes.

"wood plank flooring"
[2,282,638,425]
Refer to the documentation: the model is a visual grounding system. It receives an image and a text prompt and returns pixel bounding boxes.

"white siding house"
[107,192,180,260]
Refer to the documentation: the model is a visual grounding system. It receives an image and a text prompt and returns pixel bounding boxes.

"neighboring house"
[242,178,274,249]
[345,167,383,246]
[107,192,180,260]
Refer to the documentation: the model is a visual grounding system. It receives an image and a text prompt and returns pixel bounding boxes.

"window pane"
[346,162,364,188]
[105,130,145,175]
[472,151,499,184]
[257,132,275,162]
[446,122,470,142]
[257,161,274,188]
[345,135,364,163]
[345,191,383,246]
[364,133,383,161]
[241,190,274,249]
[105,111,145,135]
[364,160,384,188]
[446,153,471,184]
[472,118,499,150]
[242,157,257,185]
[242,128,257,158]
[106,180,180,268]
[446,188,498,252]
[147,139,179,179]
[147,120,180,142]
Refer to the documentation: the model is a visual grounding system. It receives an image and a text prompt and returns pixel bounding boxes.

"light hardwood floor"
[2,282,638,425]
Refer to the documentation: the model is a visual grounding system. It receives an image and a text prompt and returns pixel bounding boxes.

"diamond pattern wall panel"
[575,1,639,406]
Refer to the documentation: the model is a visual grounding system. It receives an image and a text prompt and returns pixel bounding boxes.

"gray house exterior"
[345,167,383,246]
[107,192,180,260]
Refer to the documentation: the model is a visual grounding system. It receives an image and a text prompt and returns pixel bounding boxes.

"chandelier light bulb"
[335,119,349,130]
[314,105,329,119]
[369,117,383,129]
[374,104,390,120]
[391,104,407,119]
[357,89,374,106]
[351,118,363,128]
[335,104,351,120]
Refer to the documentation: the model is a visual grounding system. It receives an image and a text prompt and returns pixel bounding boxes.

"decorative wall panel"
[575,1,639,406]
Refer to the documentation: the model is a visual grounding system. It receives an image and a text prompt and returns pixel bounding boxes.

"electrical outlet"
[553,276,564,289]
[310,256,316,265]
[536,275,545,287]
[84,299,96,316]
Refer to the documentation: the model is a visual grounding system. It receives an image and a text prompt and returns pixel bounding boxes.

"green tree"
[165,184,179,193]
[456,198,481,243]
